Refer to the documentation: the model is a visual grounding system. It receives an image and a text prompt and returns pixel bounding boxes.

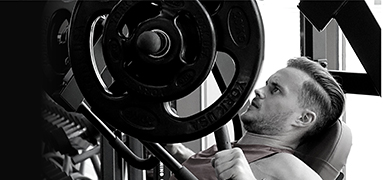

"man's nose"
[254,88,265,99]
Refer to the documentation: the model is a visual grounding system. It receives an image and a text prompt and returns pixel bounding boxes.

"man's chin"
[240,112,257,122]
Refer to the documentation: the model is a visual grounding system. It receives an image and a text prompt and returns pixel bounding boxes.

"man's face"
[241,67,309,135]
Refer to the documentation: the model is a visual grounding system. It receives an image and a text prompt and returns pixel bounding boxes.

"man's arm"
[164,143,195,164]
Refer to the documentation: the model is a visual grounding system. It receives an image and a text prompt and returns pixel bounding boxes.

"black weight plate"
[69,0,264,143]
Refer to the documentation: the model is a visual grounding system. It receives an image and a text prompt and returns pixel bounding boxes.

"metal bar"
[77,102,159,170]
[334,0,381,96]
[300,13,313,58]
[141,142,198,180]
[298,0,346,32]
[330,71,380,96]
[77,102,116,141]
[212,64,239,148]
[101,136,120,180]
[299,0,381,96]
[127,136,144,180]
[90,154,101,179]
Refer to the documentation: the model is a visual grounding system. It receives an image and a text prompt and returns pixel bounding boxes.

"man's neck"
[237,131,298,150]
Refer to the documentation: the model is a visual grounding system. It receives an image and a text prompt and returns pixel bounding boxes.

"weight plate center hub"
[101,0,216,101]
[133,18,180,65]
[136,29,171,61]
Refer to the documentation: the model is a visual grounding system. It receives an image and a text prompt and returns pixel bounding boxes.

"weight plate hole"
[89,15,114,95]
[175,52,235,118]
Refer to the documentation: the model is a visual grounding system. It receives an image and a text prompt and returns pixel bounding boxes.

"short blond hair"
[287,57,345,141]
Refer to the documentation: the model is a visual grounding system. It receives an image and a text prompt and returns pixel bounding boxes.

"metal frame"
[299,0,381,96]
[299,1,382,179]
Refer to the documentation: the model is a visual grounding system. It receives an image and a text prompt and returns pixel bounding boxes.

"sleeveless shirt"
[169,143,293,180]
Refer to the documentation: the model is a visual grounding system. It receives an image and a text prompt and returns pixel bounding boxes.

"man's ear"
[295,109,317,127]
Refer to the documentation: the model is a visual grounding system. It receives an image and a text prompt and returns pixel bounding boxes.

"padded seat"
[294,119,352,180]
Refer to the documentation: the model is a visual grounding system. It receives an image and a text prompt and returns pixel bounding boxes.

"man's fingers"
[213,158,237,180]
[211,148,245,175]
[216,165,236,180]
[211,148,241,167]
[212,148,256,180]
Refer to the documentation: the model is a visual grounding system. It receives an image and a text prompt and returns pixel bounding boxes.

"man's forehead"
[269,67,310,86]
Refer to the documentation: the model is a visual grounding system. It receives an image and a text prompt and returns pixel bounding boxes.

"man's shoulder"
[251,153,322,180]
[254,153,305,173]
[267,152,303,165]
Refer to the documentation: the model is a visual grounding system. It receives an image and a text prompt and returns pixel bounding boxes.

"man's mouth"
[251,99,260,109]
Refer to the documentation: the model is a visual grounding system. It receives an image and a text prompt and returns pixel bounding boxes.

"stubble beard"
[242,111,293,135]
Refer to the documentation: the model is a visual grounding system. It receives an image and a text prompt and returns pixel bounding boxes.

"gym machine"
[42,0,379,179]
[41,0,264,180]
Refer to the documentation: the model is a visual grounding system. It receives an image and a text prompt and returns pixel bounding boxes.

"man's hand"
[164,143,195,164]
[211,147,257,180]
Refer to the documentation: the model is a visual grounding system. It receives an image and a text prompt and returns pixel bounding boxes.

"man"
[166,57,345,180]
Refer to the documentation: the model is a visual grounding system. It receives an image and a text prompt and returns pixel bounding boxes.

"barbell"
[68,0,264,143]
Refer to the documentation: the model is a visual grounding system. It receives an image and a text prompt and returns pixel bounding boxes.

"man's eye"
[271,87,280,94]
